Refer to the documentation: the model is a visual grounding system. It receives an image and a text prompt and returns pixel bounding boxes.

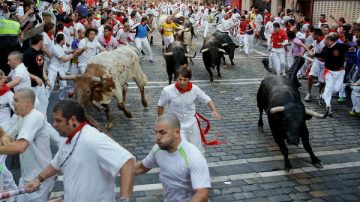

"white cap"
[296,32,305,40]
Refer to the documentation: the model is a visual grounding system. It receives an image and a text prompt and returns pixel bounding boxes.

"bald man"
[135,114,211,202]
[0,87,53,202]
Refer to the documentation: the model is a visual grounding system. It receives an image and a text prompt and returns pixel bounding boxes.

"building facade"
[237,0,359,23]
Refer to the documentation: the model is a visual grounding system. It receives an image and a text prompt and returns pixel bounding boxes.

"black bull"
[257,75,328,171]
[164,41,195,84]
[212,31,239,66]
[201,36,226,82]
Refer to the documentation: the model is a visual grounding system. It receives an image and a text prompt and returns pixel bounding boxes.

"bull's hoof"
[313,161,323,169]
[285,166,292,173]
[217,74,222,78]
[106,122,113,129]
[142,100,148,108]
[124,111,133,118]
[258,126,263,131]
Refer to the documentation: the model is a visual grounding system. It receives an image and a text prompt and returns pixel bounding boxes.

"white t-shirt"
[143,140,211,202]
[42,32,54,63]
[0,91,15,132]
[158,84,211,130]
[49,44,67,72]
[51,125,134,202]
[78,38,102,66]
[8,63,31,92]
[74,22,85,32]
[10,109,52,182]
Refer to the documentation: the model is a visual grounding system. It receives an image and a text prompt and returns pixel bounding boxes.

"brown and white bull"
[60,46,148,128]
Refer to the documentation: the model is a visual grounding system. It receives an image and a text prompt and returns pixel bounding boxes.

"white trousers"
[78,64,87,75]
[246,34,254,54]
[32,86,50,114]
[322,69,345,108]
[48,68,67,99]
[238,34,249,54]
[203,21,212,37]
[351,86,360,112]
[71,63,80,75]
[309,58,325,82]
[163,35,174,48]
[135,37,154,60]
[181,122,204,154]
[269,48,286,75]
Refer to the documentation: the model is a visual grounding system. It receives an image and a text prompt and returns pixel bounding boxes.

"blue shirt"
[77,5,88,17]
[135,24,149,38]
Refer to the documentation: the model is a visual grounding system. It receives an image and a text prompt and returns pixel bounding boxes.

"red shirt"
[239,21,248,34]
[271,29,288,48]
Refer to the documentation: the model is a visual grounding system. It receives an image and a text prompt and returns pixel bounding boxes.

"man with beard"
[0,87,54,202]
[157,67,220,154]
[134,113,211,202]
[25,100,135,202]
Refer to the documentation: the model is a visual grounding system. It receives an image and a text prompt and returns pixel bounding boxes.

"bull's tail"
[288,56,305,88]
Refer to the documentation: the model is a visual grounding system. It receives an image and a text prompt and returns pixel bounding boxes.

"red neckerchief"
[47,32,53,40]
[64,22,74,27]
[66,121,88,144]
[175,82,192,94]
[320,19,327,23]
[316,35,325,43]
[104,33,112,44]
[0,85,10,96]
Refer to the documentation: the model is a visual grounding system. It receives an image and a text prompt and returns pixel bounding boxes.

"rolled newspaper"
[0,188,29,199]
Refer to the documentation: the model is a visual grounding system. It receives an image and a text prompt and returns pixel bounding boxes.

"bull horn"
[222,43,228,47]
[305,109,328,119]
[185,52,196,58]
[164,52,174,56]
[218,48,226,53]
[91,77,102,82]
[269,106,285,113]
[59,75,77,80]
[200,48,209,53]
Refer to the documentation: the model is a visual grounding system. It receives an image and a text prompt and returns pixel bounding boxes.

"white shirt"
[51,125,134,202]
[74,22,85,32]
[16,6,36,28]
[0,91,15,132]
[11,109,52,182]
[78,38,102,66]
[217,18,233,33]
[49,44,67,72]
[143,140,211,202]
[158,84,211,129]
[264,21,274,36]
[42,32,54,61]
[312,38,325,54]
[8,63,31,92]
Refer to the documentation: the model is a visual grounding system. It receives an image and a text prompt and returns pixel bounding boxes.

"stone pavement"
[36,31,360,201]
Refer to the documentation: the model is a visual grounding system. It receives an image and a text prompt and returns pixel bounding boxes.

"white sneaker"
[305,93,311,102]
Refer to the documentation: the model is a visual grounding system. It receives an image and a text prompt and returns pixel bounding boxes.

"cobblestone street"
[43,33,360,202]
